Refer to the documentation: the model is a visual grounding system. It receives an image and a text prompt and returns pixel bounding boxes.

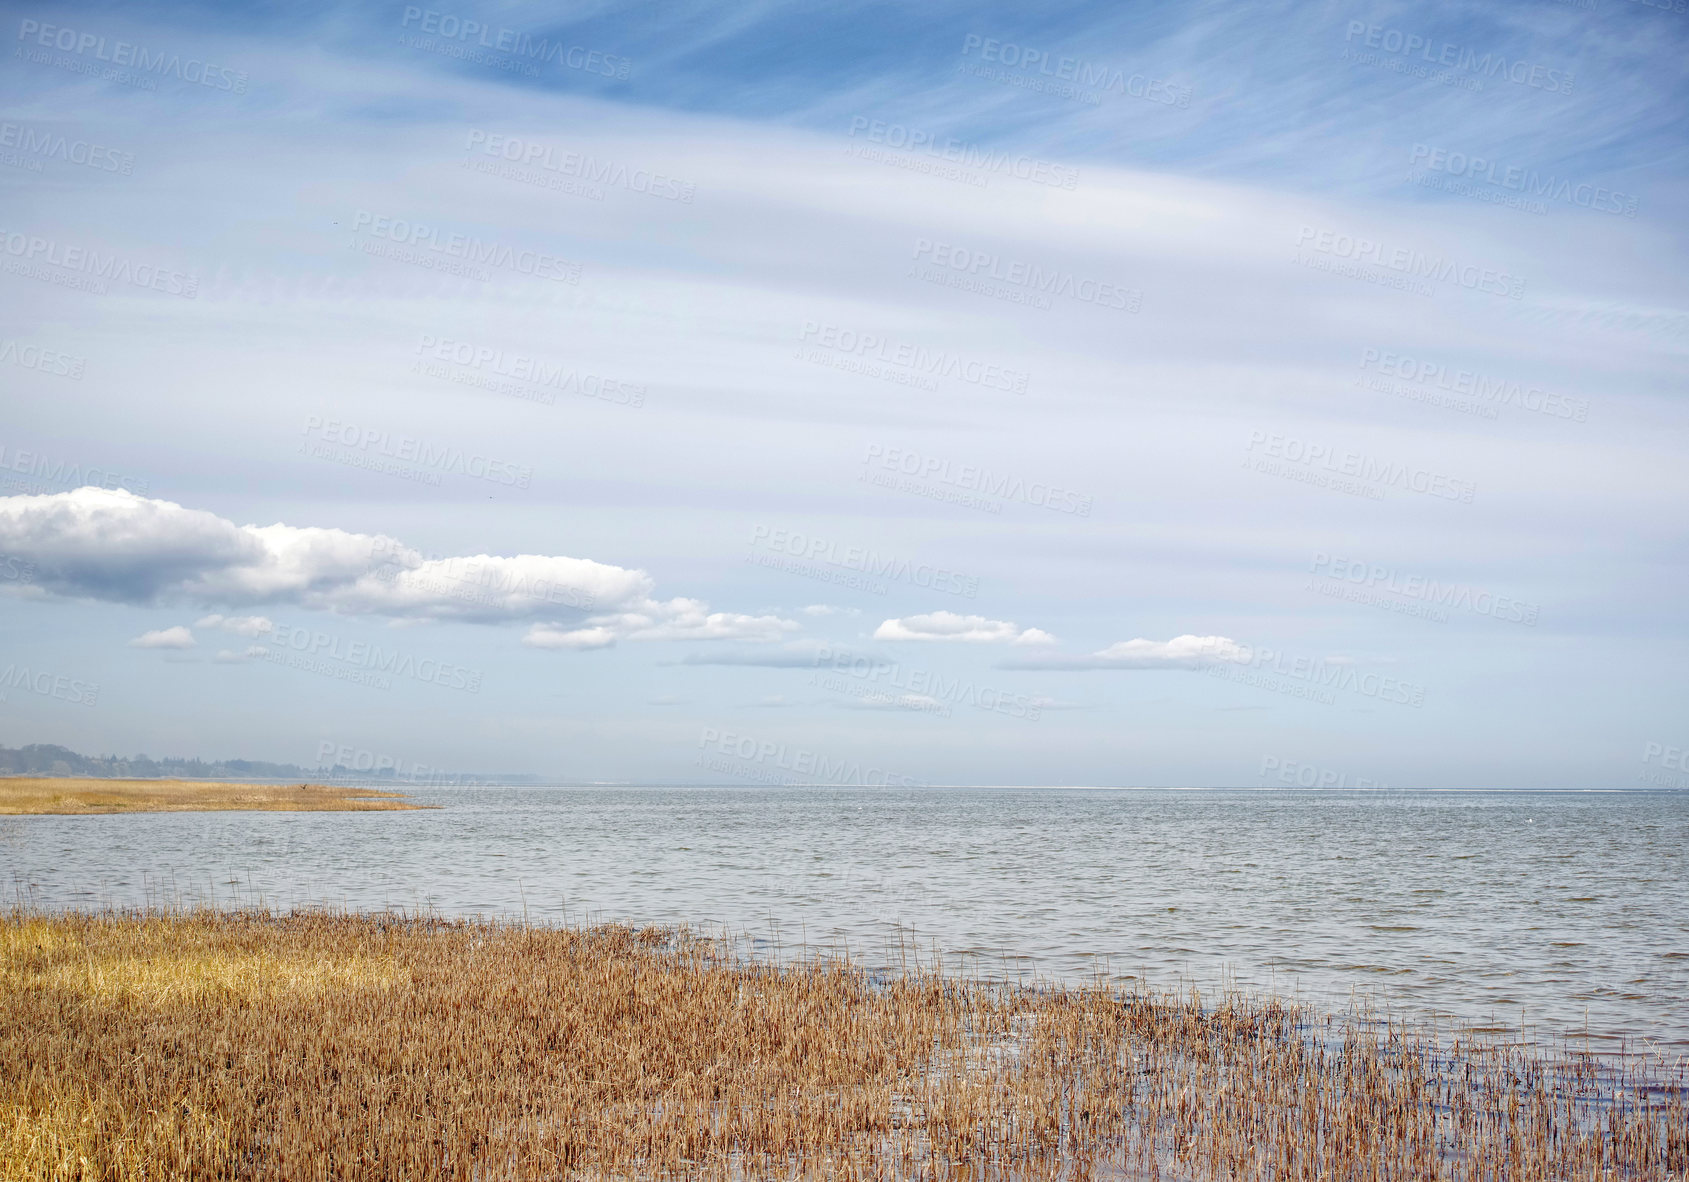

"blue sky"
[1,0,1685,788]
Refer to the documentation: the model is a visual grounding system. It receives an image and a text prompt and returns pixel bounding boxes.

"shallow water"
[5,787,1686,1048]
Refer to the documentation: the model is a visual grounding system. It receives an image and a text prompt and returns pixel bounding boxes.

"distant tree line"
[0,743,312,781]
[0,743,544,785]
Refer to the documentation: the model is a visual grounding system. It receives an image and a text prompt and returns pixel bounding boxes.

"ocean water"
[5,787,1686,1048]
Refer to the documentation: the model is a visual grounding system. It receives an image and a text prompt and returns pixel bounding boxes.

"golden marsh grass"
[2,910,1684,1180]
[0,777,425,814]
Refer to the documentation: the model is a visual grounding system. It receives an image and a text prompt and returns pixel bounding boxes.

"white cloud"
[196,613,274,637]
[129,625,195,650]
[1004,635,1245,670]
[0,488,794,649]
[3,489,259,602]
[524,623,617,651]
[328,552,651,623]
[524,598,799,650]
[1092,635,1246,666]
[874,611,1056,645]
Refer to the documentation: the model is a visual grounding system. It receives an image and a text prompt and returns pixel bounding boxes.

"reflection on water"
[5,787,1685,1047]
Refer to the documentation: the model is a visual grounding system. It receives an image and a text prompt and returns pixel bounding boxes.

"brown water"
[5,787,1685,1048]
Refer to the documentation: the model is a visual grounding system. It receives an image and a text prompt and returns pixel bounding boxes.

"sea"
[5,786,1685,1050]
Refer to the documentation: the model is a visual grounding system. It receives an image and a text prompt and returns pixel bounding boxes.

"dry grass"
[0,777,426,814]
[2,910,1684,1181]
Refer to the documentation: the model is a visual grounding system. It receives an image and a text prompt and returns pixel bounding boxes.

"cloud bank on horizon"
[0,487,797,649]
[0,0,1684,787]
[0,486,1207,662]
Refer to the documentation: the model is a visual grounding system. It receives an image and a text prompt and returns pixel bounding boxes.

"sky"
[0,0,1685,789]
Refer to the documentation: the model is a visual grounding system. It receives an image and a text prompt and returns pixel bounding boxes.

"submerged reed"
[2,909,1683,1180]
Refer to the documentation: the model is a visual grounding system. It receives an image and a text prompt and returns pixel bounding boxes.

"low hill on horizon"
[0,743,541,786]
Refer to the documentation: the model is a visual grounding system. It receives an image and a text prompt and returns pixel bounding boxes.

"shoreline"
[4,907,1684,1179]
[0,776,429,813]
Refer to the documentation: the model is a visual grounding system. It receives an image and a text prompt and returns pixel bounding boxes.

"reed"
[2,909,1683,1180]
[0,777,425,814]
